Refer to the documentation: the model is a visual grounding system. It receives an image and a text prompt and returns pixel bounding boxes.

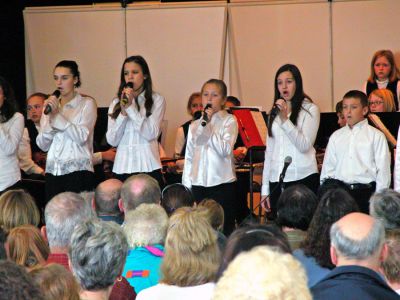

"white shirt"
[137,283,215,300]
[18,127,44,175]
[37,94,97,176]
[363,79,400,106]
[106,92,166,174]
[0,112,24,191]
[182,110,238,188]
[321,119,390,191]
[393,125,400,192]
[261,100,320,196]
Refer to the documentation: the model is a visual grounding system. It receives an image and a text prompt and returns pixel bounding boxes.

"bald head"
[330,212,385,264]
[94,179,123,215]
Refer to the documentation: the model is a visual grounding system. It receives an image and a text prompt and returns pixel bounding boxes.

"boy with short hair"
[321,90,390,213]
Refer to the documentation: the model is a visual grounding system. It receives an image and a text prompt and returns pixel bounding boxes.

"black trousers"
[114,169,165,190]
[347,182,376,214]
[45,170,95,202]
[192,182,236,236]
[269,173,320,219]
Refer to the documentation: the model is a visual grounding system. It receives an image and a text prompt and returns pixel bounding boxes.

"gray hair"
[330,218,385,260]
[69,219,128,291]
[121,174,161,211]
[370,189,400,229]
[123,204,168,248]
[94,181,121,214]
[44,192,94,248]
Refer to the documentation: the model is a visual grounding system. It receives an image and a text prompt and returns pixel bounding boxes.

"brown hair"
[186,92,201,115]
[198,199,224,231]
[368,88,396,112]
[368,50,400,83]
[30,264,80,300]
[0,189,40,233]
[382,229,400,283]
[7,225,50,270]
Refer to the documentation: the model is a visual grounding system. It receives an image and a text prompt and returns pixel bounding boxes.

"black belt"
[346,182,376,190]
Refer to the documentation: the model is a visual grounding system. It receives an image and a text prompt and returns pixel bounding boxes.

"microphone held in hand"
[43,90,61,115]
[270,105,280,117]
[121,82,134,106]
[279,156,292,184]
[201,104,212,127]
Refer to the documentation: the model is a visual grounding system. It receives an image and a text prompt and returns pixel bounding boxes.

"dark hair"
[161,183,195,216]
[111,55,153,119]
[0,227,6,260]
[335,100,343,114]
[276,184,318,231]
[226,96,241,106]
[301,188,358,269]
[0,76,18,123]
[54,60,81,88]
[201,79,227,99]
[27,92,48,103]
[343,90,368,108]
[317,178,351,200]
[268,64,312,137]
[216,224,291,279]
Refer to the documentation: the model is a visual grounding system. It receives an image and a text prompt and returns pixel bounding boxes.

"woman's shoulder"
[78,93,98,107]
[302,99,319,112]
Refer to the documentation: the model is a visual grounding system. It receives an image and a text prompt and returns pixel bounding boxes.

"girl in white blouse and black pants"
[37,60,97,202]
[107,56,166,188]
[261,64,320,219]
[182,79,238,235]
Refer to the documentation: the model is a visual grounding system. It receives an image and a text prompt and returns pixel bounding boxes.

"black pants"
[114,169,165,190]
[45,170,96,202]
[192,182,236,236]
[269,173,320,219]
[234,171,251,224]
[347,182,376,214]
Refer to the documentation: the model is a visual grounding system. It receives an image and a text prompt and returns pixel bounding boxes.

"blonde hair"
[382,229,400,283]
[368,50,400,83]
[161,207,220,286]
[198,199,224,231]
[0,189,40,233]
[369,89,396,112]
[213,246,311,300]
[7,225,50,270]
[30,264,80,300]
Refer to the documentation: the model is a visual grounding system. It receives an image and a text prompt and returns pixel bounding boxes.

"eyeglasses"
[369,100,384,106]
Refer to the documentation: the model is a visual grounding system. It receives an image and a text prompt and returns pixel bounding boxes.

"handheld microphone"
[193,110,202,120]
[201,104,212,127]
[279,156,292,184]
[44,90,61,115]
[121,82,134,106]
[270,105,280,117]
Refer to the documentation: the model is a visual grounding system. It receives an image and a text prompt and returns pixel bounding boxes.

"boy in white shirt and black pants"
[321,90,390,213]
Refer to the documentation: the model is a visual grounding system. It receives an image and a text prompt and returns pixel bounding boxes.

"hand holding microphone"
[44,90,61,115]
[201,104,212,127]
[121,82,134,107]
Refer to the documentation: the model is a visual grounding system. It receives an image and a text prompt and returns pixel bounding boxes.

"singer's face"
[124,62,145,90]
[189,96,203,116]
[202,83,225,112]
[27,95,45,124]
[53,67,77,97]
[277,71,296,101]
[342,97,368,128]
[374,56,391,81]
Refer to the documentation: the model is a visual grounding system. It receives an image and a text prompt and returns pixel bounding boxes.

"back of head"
[198,198,224,231]
[69,218,128,291]
[318,178,351,200]
[161,207,220,286]
[7,225,50,269]
[0,260,44,300]
[217,224,291,279]
[0,189,40,233]
[161,183,194,216]
[370,189,400,230]
[382,229,400,284]
[94,179,123,215]
[123,203,168,248]
[44,192,93,249]
[276,184,317,231]
[213,246,311,300]
[121,174,161,211]
[30,264,80,300]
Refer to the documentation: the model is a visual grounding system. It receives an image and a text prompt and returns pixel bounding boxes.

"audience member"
[7,225,50,271]
[294,188,359,287]
[370,188,400,229]
[120,174,161,213]
[30,263,80,300]
[276,184,318,250]
[369,88,396,112]
[137,207,219,300]
[0,189,40,233]
[123,204,168,293]
[94,178,124,224]
[161,183,195,216]
[0,226,6,259]
[0,260,43,300]
[213,246,311,300]
[381,229,400,294]
[69,219,128,300]
[312,213,399,300]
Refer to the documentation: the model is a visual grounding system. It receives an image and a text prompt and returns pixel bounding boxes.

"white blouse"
[0,112,24,191]
[261,100,320,196]
[18,128,44,175]
[106,92,166,174]
[37,94,97,176]
[182,110,238,188]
